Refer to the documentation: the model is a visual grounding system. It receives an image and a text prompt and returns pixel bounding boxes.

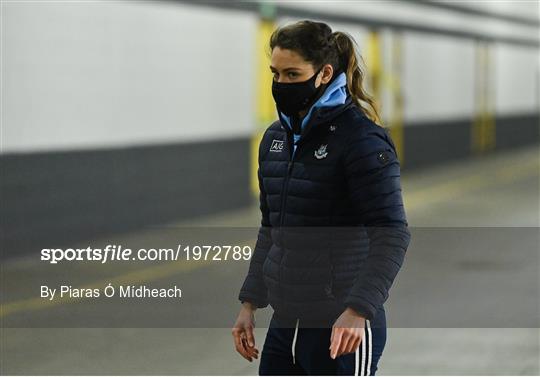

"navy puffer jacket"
[238,93,411,324]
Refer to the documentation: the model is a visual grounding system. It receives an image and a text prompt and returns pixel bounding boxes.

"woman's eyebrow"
[269,66,301,71]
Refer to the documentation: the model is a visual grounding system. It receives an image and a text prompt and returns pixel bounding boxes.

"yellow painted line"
[386,32,405,166]
[405,159,539,210]
[252,18,276,196]
[1,157,538,318]
[472,42,496,154]
[365,30,383,125]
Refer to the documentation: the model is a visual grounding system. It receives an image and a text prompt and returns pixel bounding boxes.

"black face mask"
[272,66,324,117]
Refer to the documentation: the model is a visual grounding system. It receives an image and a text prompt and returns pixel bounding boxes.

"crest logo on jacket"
[314,144,328,159]
[269,139,284,153]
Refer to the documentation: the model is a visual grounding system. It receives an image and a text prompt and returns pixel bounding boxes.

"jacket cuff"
[238,293,268,309]
[343,296,377,321]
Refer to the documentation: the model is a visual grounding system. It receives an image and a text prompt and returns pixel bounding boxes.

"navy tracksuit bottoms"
[259,307,387,376]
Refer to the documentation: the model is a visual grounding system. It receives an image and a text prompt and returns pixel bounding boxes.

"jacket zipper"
[279,160,295,227]
[276,113,327,317]
[279,126,311,230]
[278,130,297,303]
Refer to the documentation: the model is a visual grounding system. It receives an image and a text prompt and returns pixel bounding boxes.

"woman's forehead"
[270,47,310,69]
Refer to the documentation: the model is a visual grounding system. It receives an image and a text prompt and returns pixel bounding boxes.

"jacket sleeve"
[238,136,272,308]
[342,125,412,320]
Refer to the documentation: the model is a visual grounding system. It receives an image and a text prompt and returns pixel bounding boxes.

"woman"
[232,20,411,376]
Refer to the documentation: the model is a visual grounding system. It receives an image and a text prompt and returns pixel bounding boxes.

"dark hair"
[269,20,382,124]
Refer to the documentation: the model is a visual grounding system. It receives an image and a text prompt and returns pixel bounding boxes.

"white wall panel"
[2,1,258,153]
[494,45,540,114]
[402,34,476,123]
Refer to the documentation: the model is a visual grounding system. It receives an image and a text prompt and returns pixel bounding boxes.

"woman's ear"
[320,64,334,85]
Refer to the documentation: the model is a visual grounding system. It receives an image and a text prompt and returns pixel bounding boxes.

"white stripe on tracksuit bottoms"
[292,318,300,364]
[355,319,372,376]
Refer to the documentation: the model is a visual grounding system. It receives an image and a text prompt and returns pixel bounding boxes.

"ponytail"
[332,31,382,125]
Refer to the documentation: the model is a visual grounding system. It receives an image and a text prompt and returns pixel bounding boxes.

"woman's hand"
[231,302,259,362]
[329,307,366,359]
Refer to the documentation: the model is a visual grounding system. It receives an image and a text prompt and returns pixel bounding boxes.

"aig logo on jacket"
[269,139,284,153]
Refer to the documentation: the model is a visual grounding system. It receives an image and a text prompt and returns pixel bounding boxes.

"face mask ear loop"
[302,65,326,111]
[314,65,324,84]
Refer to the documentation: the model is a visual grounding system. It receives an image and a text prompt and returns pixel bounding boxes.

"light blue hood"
[278,71,348,154]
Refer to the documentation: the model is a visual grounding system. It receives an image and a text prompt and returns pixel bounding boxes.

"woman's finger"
[233,331,252,362]
[246,325,256,348]
[240,337,253,361]
[330,327,343,359]
[235,336,249,361]
[242,337,259,359]
[351,332,362,354]
[336,330,351,357]
[342,330,359,355]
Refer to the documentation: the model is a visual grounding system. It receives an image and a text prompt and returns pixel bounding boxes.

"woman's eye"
[271,72,298,80]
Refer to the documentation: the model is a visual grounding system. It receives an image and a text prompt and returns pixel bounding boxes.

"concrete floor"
[1,144,539,375]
